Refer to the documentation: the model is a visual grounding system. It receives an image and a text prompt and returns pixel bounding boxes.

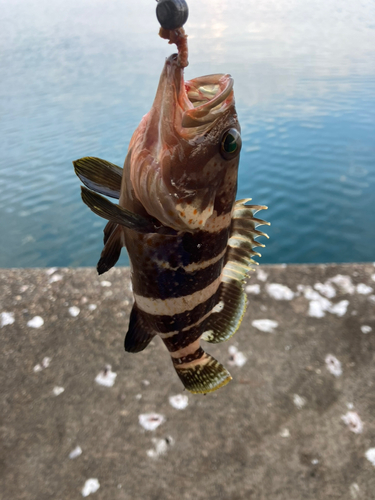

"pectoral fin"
[73,157,123,199]
[81,187,177,235]
[125,305,155,353]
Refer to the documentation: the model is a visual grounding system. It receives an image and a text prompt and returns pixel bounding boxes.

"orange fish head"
[125,53,242,231]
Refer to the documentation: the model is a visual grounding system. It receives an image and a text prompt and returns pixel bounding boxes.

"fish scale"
[73,26,269,394]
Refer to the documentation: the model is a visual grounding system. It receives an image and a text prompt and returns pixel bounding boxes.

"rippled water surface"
[1,0,374,267]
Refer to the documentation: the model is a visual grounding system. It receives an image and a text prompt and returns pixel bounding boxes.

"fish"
[74,27,269,394]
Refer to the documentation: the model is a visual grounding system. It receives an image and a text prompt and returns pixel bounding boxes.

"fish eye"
[220,128,242,160]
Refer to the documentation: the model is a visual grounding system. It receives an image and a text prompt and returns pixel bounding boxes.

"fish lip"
[162,54,235,133]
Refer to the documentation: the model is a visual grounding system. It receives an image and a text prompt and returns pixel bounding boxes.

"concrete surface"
[1,263,375,500]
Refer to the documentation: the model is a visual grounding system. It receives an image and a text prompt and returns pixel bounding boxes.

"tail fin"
[173,352,232,394]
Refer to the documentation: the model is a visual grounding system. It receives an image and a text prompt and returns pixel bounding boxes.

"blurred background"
[0,0,374,268]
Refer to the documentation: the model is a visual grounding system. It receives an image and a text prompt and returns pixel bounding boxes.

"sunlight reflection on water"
[0,0,374,267]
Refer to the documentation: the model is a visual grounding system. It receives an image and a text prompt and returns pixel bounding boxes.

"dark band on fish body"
[162,321,207,351]
[179,227,230,265]
[172,347,205,365]
[139,290,220,333]
[131,257,223,299]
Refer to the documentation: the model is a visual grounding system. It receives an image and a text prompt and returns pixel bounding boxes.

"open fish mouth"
[182,73,234,129]
[154,52,235,140]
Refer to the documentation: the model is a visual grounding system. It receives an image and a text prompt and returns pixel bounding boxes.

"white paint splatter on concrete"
[100,280,112,287]
[135,394,142,400]
[228,345,247,367]
[350,483,360,499]
[46,267,58,275]
[245,284,260,294]
[68,306,80,317]
[33,356,51,372]
[361,325,372,334]
[299,285,349,318]
[365,448,375,467]
[20,285,29,293]
[169,394,189,410]
[252,319,278,333]
[311,459,319,465]
[42,357,51,368]
[82,478,100,497]
[49,273,63,283]
[356,283,373,295]
[325,354,342,377]
[329,300,349,317]
[1,312,15,327]
[314,282,336,298]
[147,437,174,458]
[257,269,268,282]
[139,413,165,431]
[369,295,375,304]
[95,365,117,387]
[308,299,328,318]
[27,316,44,328]
[293,394,306,409]
[88,304,97,311]
[371,273,375,282]
[341,411,363,434]
[280,428,290,438]
[299,286,331,317]
[69,446,82,459]
[347,402,354,410]
[53,386,64,396]
[142,380,150,386]
[329,275,355,294]
[266,283,295,300]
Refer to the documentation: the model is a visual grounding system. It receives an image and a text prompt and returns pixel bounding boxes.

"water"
[1,0,374,268]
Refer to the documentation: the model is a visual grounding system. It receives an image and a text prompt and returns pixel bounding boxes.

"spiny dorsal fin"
[227,199,269,281]
[73,157,123,199]
[97,224,123,275]
[125,305,155,353]
[202,200,269,344]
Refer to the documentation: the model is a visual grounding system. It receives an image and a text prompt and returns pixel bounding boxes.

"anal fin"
[174,352,232,394]
[125,305,155,353]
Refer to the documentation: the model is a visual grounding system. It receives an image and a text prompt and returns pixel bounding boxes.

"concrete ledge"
[1,263,375,499]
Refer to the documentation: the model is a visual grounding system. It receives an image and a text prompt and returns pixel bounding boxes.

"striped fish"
[74,28,269,394]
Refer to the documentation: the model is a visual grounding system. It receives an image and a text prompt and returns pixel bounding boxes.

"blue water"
[1,0,374,268]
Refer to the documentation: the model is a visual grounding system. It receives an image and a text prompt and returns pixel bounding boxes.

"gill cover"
[122,53,241,232]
